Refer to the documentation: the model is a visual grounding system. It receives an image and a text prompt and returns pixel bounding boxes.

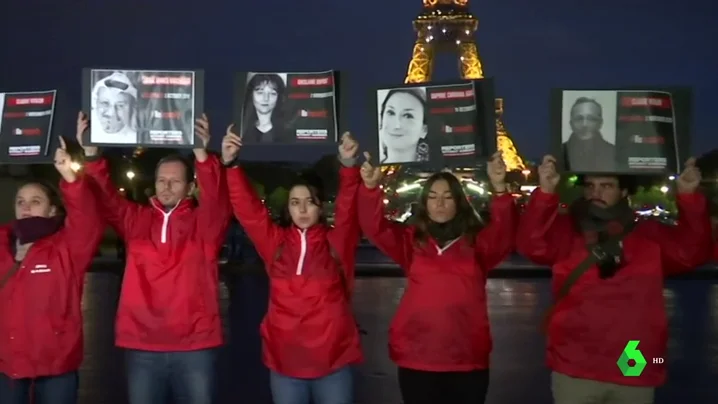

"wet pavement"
[77,264,718,404]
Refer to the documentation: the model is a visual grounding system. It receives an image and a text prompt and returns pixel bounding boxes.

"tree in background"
[556,175,582,204]
[267,187,289,213]
[251,181,265,199]
[631,186,676,212]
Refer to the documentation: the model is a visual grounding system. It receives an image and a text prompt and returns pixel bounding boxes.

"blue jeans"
[270,366,353,404]
[0,371,78,404]
[125,348,218,404]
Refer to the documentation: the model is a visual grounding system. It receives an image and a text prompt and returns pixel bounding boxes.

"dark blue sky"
[1,0,716,163]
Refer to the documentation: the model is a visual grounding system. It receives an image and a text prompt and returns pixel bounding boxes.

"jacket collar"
[289,224,328,241]
[149,196,195,215]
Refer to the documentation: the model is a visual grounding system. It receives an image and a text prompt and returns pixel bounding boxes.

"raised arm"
[222,127,282,264]
[195,154,231,251]
[327,134,362,291]
[192,116,231,253]
[639,158,712,275]
[516,188,575,266]
[475,193,518,270]
[358,155,412,270]
[516,155,575,266]
[76,111,135,237]
[226,166,282,264]
[83,156,137,238]
[53,138,104,273]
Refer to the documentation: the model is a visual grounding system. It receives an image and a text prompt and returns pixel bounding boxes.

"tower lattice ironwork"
[404,0,526,171]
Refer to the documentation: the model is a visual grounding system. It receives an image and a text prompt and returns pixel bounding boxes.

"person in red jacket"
[0,138,104,404]
[358,151,518,404]
[221,129,363,404]
[75,112,231,404]
[517,155,711,404]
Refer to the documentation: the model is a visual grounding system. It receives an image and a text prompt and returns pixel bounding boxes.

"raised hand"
[338,132,358,160]
[55,137,76,182]
[486,151,507,192]
[221,124,242,165]
[194,113,210,149]
[75,111,98,157]
[192,113,210,162]
[676,157,701,194]
[360,151,383,189]
[537,155,560,193]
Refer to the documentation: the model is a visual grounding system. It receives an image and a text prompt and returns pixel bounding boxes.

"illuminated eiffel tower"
[403,0,526,171]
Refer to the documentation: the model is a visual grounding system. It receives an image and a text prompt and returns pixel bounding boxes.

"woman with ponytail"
[0,138,104,404]
[222,128,363,404]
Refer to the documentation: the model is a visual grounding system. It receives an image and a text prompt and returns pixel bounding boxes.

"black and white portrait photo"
[235,71,339,145]
[90,71,139,144]
[374,81,482,167]
[85,69,201,148]
[376,86,430,165]
[560,90,618,173]
[241,72,290,143]
[0,90,57,164]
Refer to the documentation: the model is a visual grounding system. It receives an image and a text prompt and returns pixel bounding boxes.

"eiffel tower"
[403,0,526,172]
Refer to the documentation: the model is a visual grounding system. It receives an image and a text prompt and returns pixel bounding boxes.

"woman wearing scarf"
[358,151,518,404]
[517,155,711,404]
[0,138,104,404]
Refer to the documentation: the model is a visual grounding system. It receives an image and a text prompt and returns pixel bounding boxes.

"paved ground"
[76,270,718,404]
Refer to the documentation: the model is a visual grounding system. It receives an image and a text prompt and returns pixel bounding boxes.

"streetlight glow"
[70,162,81,172]
[126,170,136,180]
[660,185,669,193]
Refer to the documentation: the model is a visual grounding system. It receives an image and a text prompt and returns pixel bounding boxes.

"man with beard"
[562,97,616,172]
[76,112,231,404]
[517,155,711,404]
[90,71,138,144]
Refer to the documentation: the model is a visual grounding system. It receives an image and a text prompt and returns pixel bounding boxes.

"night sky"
[1,0,716,163]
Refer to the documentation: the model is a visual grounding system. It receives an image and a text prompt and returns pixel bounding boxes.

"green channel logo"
[617,340,647,376]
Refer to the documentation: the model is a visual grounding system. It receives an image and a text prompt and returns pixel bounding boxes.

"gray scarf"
[570,198,636,278]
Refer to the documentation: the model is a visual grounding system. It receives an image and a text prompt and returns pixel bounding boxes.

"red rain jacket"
[358,184,518,372]
[84,155,230,351]
[517,188,712,387]
[0,177,104,379]
[227,165,363,378]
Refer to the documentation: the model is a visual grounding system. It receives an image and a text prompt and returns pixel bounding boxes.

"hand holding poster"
[371,79,495,168]
[233,70,344,145]
[82,68,204,148]
[552,89,687,174]
[0,90,57,164]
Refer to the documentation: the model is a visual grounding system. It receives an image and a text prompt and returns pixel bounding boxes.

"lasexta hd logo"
[617,340,647,376]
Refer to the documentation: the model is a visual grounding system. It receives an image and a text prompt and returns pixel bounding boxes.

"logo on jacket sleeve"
[30,264,51,274]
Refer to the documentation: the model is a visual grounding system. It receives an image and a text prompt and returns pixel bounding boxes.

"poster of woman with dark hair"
[241,72,291,143]
[374,81,483,167]
[376,87,430,164]
[236,71,339,145]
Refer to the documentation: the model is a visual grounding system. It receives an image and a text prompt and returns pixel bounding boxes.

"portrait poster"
[551,88,687,174]
[370,78,496,169]
[233,70,346,146]
[81,68,204,149]
[0,90,57,164]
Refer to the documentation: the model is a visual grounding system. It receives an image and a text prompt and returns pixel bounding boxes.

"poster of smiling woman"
[233,70,347,146]
[371,78,495,168]
[81,68,204,148]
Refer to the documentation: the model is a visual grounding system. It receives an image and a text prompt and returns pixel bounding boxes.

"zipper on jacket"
[152,200,182,244]
[435,237,461,256]
[295,228,308,275]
